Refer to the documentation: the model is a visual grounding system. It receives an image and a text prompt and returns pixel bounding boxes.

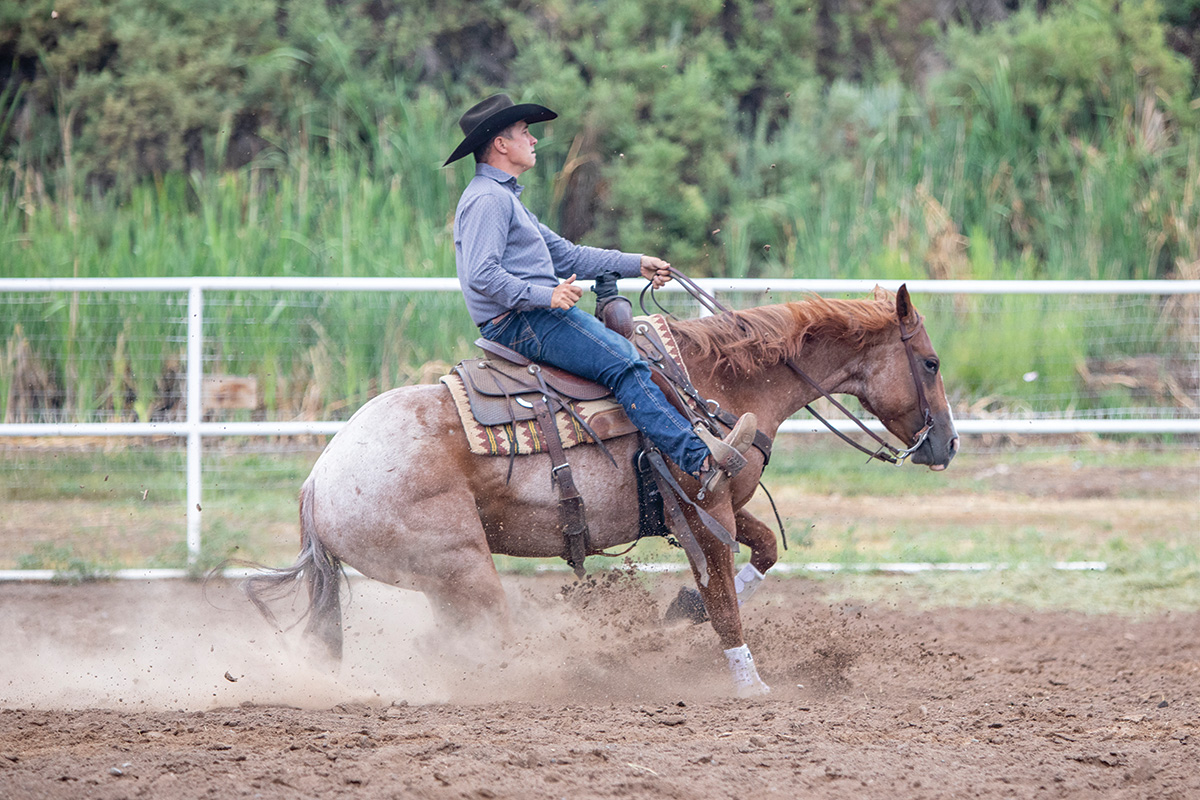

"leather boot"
[694,412,757,497]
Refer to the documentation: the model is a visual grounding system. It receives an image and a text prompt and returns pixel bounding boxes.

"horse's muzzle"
[911,429,959,471]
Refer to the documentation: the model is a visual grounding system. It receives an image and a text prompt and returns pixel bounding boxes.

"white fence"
[2,276,1198,563]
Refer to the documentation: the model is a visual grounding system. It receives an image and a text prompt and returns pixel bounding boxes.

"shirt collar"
[475,163,523,197]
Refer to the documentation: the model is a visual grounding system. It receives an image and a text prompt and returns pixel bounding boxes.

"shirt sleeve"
[458,192,556,311]
[533,214,643,281]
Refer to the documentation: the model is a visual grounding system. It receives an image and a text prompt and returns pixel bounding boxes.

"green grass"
[765,437,1196,494]
[15,542,109,583]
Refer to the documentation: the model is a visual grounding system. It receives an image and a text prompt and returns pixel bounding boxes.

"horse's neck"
[681,335,863,435]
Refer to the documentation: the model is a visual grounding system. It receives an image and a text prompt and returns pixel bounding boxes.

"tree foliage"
[931,0,1198,274]
[1,0,1197,278]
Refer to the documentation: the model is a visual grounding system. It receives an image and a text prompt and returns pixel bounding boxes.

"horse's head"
[859,285,959,470]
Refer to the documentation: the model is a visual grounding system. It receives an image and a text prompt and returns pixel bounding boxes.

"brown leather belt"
[481,311,511,328]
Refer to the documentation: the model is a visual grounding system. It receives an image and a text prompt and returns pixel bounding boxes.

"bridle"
[643,268,935,466]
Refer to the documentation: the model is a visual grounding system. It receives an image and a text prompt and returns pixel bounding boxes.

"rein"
[642,268,934,466]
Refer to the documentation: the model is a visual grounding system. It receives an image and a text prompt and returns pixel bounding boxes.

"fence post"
[186,285,203,564]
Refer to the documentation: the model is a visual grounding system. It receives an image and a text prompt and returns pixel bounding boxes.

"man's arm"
[535,215,672,288]
[550,258,670,309]
[536,218,642,281]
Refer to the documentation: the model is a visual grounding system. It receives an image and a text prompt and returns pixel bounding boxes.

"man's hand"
[551,274,584,309]
[640,256,672,289]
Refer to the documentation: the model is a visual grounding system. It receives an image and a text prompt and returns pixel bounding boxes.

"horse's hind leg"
[419,553,512,639]
[402,499,513,641]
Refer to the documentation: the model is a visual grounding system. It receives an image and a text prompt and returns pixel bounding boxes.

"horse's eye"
[924,359,939,374]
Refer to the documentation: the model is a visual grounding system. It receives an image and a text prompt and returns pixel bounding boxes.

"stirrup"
[695,412,757,497]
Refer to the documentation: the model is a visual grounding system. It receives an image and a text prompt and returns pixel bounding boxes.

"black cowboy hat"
[443,93,557,166]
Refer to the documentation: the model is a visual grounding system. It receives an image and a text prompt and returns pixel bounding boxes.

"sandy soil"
[1,569,1197,799]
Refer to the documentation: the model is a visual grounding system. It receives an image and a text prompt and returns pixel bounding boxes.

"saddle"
[453,343,637,442]
[441,316,687,458]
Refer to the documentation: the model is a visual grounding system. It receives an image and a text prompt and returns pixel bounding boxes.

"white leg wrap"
[734,563,765,606]
[723,644,771,697]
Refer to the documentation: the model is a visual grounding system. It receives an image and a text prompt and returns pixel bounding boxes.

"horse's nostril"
[949,436,960,455]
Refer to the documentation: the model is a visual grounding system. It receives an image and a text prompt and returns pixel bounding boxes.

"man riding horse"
[446,94,759,497]
[239,95,957,698]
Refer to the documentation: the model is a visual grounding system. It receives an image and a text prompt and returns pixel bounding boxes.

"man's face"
[497,121,537,173]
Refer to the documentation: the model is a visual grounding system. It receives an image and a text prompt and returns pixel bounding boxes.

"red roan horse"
[245,285,958,696]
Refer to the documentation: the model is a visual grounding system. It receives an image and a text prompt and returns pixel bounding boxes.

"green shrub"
[931,0,1197,277]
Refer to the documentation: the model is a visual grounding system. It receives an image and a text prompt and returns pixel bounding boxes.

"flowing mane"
[668,294,900,377]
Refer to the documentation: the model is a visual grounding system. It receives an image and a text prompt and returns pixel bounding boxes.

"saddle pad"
[441,314,688,457]
[632,313,692,385]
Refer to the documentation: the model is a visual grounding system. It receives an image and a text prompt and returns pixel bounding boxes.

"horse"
[244,284,959,696]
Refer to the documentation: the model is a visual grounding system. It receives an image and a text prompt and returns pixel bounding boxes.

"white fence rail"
[2,277,1198,562]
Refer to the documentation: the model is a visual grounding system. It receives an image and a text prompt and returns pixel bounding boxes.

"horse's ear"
[895,283,918,325]
[872,284,890,302]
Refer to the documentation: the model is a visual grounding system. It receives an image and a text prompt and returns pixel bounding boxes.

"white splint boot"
[724,644,771,697]
[734,563,765,606]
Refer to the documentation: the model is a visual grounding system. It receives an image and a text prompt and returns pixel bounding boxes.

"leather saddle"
[455,338,614,427]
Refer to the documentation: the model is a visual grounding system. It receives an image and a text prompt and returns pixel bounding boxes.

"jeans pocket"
[511,318,539,351]
[481,313,513,340]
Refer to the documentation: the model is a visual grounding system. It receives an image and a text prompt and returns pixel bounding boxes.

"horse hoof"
[664,586,709,624]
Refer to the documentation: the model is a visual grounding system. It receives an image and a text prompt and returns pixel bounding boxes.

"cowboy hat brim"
[443,103,557,166]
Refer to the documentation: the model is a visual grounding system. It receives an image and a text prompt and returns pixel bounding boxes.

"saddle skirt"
[440,314,690,457]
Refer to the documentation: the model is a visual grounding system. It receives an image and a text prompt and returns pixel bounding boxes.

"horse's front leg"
[665,507,777,624]
[687,503,771,697]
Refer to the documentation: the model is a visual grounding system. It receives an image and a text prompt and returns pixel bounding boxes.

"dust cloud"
[0,569,732,711]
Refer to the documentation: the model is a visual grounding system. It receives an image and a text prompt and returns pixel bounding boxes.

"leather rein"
[642,268,934,466]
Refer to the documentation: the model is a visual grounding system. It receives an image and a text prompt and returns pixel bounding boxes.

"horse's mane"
[667,295,899,377]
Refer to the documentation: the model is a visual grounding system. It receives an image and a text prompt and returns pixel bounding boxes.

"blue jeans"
[480,307,708,474]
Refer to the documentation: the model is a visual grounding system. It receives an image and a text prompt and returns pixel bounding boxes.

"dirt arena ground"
[1,567,1197,799]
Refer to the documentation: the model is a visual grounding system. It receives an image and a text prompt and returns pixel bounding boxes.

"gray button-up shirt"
[453,163,642,325]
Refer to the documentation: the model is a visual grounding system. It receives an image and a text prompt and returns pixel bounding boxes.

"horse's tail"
[242,476,344,661]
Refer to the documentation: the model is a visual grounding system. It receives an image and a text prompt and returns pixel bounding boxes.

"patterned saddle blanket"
[440,314,689,457]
